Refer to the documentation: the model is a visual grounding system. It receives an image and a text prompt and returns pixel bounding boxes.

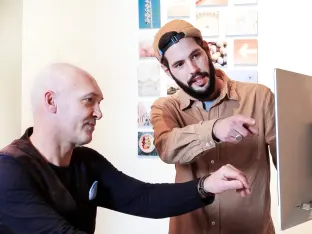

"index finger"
[234,115,256,126]
[245,125,258,135]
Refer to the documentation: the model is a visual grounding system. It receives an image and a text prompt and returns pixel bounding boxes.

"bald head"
[29,62,103,146]
[30,63,99,112]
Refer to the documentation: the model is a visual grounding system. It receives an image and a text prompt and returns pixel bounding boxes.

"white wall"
[0,0,308,233]
[21,1,175,233]
[0,0,22,148]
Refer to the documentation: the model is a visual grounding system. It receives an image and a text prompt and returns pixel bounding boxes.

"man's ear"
[160,64,171,78]
[45,90,57,113]
[202,40,212,60]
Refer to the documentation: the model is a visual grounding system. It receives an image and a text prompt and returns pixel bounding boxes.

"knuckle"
[228,122,234,129]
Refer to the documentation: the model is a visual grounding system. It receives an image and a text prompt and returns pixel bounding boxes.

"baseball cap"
[153,19,203,61]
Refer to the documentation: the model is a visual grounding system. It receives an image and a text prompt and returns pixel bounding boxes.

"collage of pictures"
[137,0,258,158]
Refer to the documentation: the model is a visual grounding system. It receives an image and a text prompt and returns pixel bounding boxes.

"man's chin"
[191,85,209,92]
[76,136,92,146]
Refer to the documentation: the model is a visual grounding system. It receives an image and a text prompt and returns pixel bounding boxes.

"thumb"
[223,180,244,191]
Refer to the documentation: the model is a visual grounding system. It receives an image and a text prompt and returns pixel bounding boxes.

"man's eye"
[84,98,93,104]
[192,53,199,59]
[175,63,183,68]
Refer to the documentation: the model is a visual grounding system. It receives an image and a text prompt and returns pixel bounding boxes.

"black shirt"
[0,130,214,233]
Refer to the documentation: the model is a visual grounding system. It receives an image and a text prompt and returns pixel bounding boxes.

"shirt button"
[211,160,214,164]
[211,221,216,225]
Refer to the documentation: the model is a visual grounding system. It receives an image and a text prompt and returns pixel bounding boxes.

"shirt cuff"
[196,119,219,150]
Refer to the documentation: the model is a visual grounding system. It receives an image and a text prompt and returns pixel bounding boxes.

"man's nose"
[93,105,102,120]
[187,61,199,74]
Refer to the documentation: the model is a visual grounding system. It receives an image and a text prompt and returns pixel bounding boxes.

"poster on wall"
[163,18,192,26]
[226,10,258,36]
[138,101,153,128]
[138,131,158,157]
[233,0,257,4]
[206,40,227,66]
[138,0,161,29]
[222,69,258,83]
[137,60,161,97]
[233,39,258,65]
[167,0,190,18]
[196,0,228,6]
[138,29,157,58]
[195,10,219,37]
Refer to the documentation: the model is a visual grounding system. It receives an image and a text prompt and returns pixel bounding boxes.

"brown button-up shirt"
[150,69,276,234]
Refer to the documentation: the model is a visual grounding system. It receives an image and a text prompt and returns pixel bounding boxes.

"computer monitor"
[274,68,312,231]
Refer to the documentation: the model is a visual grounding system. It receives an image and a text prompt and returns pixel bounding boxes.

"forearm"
[117,179,214,219]
[95,155,214,220]
[154,119,219,164]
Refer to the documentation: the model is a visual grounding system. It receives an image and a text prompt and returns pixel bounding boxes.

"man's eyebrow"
[189,48,201,58]
[171,49,201,67]
[172,59,184,67]
[82,92,103,100]
[82,92,98,97]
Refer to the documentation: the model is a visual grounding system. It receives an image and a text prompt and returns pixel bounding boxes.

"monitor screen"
[274,68,312,231]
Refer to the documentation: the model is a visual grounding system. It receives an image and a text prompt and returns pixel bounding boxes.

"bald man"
[0,63,250,234]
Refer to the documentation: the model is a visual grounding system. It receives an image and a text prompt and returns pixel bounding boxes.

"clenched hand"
[203,164,251,197]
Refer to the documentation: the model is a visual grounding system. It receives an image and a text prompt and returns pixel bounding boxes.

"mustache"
[187,72,209,86]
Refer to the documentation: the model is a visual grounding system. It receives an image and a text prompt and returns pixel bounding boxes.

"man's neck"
[29,127,74,167]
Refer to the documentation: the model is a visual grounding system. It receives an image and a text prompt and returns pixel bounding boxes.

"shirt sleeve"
[150,98,219,164]
[263,88,277,168]
[0,155,88,234]
[87,149,214,219]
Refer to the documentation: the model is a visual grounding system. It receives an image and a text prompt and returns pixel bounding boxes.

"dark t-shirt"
[0,140,214,233]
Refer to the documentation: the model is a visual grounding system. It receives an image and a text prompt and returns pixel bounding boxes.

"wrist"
[212,119,221,142]
[197,174,214,198]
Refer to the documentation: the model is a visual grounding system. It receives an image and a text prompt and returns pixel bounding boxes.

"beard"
[170,59,216,101]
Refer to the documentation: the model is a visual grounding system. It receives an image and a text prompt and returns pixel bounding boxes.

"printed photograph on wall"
[138,131,158,157]
[233,39,257,65]
[138,101,153,128]
[138,0,161,29]
[163,18,192,26]
[166,74,180,95]
[222,69,258,83]
[138,29,157,58]
[167,0,190,18]
[206,40,227,66]
[226,10,258,36]
[195,10,219,37]
[137,60,161,97]
[233,0,257,4]
[195,0,228,6]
